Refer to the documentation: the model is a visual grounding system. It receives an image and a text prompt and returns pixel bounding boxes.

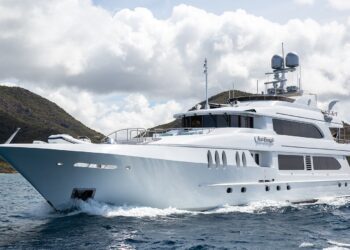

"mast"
[280,42,286,90]
[232,82,235,99]
[203,58,209,109]
[264,44,300,95]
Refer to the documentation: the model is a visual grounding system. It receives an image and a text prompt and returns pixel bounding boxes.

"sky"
[0,0,350,134]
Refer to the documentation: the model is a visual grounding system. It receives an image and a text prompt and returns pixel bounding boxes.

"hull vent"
[305,156,312,171]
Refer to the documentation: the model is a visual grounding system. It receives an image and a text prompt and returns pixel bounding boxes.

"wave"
[76,199,190,218]
[325,240,350,249]
[74,199,292,218]
[19,196,350,219]
[299,242,315,248]
[316,197,350,207]
[69,196,350,218]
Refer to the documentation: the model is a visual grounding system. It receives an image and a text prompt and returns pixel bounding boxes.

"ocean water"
[1,175,350,249]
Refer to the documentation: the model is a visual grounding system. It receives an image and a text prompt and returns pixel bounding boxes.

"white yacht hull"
[1,143,350,210]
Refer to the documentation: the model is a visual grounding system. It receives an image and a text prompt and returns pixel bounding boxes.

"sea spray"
[75,199,296,218]
[77,199,191,218]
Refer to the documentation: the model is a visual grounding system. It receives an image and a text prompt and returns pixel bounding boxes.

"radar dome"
[271,55,283,70]
[286,52,299,68]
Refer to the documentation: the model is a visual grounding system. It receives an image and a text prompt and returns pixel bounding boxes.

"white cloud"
[0,1,350,132]
[294,0,315,6]
[30,86,184,134]
[328,0,350,10]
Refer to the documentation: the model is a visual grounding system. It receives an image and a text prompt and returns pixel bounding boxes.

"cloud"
[328,0,350,10]
[31,86,184,134]
[294,0,315,5]
[0,1,350,132]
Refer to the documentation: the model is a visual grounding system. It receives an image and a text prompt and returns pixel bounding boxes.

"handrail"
[101,128,147,144]
[335,138,350,144]
[101,127,215,144]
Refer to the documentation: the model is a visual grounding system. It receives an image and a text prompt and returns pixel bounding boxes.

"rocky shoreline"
[0,161,16,174]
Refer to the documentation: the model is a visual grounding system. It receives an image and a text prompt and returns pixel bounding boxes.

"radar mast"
[264,43,301,96]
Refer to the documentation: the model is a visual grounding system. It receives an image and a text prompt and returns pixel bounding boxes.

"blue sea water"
[1,174,350,249]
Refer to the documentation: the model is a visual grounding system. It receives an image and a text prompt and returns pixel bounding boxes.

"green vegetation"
[0,160,15,173]
[0,86,104,143]
[0,86,104,173]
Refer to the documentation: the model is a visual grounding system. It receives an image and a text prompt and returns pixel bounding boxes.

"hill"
[0,86,104,173]
[0,86,104,143]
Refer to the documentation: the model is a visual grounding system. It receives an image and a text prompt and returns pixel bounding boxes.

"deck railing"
[102,127,215,144]
[335,139,350,144]
[333,124,350,144]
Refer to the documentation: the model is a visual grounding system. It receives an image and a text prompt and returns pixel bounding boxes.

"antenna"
[280,42,286,90]
[232,82,235,99]
[281,42,285,67]
[265,44,299,95]
[299,64,302,92]
[203,58,209,109]
[256,80,259,94]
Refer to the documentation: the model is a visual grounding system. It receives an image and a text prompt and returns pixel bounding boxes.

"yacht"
[1,51,350,211]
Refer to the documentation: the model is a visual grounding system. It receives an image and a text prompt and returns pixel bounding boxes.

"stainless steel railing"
[102,127,215,144]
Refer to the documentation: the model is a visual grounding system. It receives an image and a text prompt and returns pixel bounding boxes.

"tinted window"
[255,154,260,165]
[278,155,304,170]
[182,117,191,127]
[313,156,341,170]
[241,116,254,128]
[191,116,202,128]
[273,119,323,138]
[203,115,216,127]
[182,115,254,128]
[230,115,239,127]
[217,115,229,127]
[346,156,350,166]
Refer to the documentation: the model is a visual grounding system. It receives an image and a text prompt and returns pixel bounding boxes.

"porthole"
[222,151,227,168]
[338,183,341,188]
[345,182,348,187]
[125,166,131,170]
[286,185,291,190]
[215,150,220,168]
[241,187,246,193]
[207,151,213,168]
[276,185,281,191]
[57,162,63,166]
[265,186,270,192]
[236,152,241,167]
[242,152,247,167]
[226,187,232,193]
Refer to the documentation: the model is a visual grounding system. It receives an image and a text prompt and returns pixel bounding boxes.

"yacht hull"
[1,144,350,210]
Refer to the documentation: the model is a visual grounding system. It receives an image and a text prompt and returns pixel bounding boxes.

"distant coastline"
[0,161,16,174]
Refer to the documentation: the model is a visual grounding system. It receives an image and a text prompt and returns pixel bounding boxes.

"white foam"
[327,240,350,248]
[206,200,291,214]
[323,247,350,250]
[72,196,350,218]
[77,199,190,218]
[75,199,293,218]
[299,242,315,248]
[317,197,350,207]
